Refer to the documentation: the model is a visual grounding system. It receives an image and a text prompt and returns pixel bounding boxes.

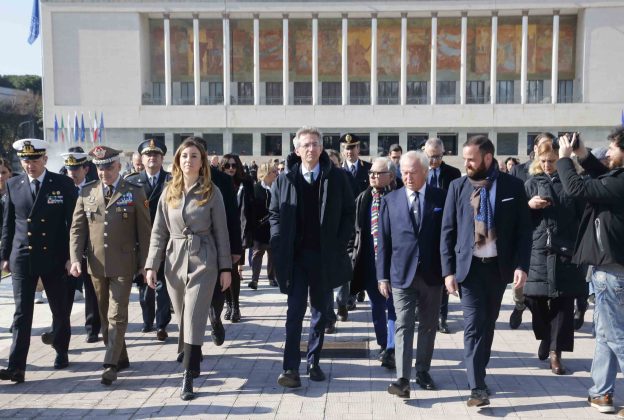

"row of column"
[160,11,562,107]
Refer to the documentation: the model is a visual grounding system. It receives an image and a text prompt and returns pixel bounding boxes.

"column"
[370,14,377,105]
[400,13,407,106]
[253,15,260,106]
[460,12,467,105]
[342,14,348,106]
[490,12,497,104]
[223,14,230,106]
[283,14,289,106]
[164,14,171,106]
[193,14,200,106]
[430,12,437,105]
[551,11,560,104]
[312,14,319,106]
[521,10,528,104]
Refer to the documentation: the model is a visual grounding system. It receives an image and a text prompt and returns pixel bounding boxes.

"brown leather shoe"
[588,394,614,413]
[156,328,168,341]
[549,351,565,375]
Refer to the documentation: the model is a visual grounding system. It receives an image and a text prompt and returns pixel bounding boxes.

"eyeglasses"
[368,171,390,177]
[298,142,321,150]
[223,163,237,169]
[427,155,443,161]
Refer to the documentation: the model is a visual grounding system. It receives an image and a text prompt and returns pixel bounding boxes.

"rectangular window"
[467,81,487,104]
[202,133,224,155]
[350,82,370,105]
[353,133,370,155]
[150,82,165,105]
[437,133,458,156]
[407,133,428,151]
[144,133,165,144]
[497,133,519,156]
[527,132,540,155]
[436,81,456,104]
[265,82,283,105]
[173,132,194,152]
[406,81,428,104]
[232,133,253,155]
[179,82,194,105]
[378,134,399,156]
[206,82,223,105]
[236,82,253,105]
[558,80,574,103]
[378,81,399,104]
[294,81,312,105]
[262,134,282,156]
[497,80,514,104]
[321,82,341,105]
[322,133,341,151]
[527,80,544,104]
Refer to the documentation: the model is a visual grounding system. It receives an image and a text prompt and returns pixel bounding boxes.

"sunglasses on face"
[223,163,237,169]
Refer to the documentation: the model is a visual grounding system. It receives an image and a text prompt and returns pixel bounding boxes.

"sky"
[0,0,43,75]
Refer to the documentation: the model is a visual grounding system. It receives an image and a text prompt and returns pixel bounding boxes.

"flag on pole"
[53,115,59,143]
[621,110,624,125]
[27,0,40,45]
[99,112,104,143]
[60,115,65,143]
[66,113,71,147]
[74,112,79,143]
[80,114,85,142]
[93,113,99,143]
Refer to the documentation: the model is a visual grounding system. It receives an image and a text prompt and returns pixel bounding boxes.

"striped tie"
[371,189,381,257]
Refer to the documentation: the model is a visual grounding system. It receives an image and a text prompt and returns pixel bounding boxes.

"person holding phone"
[523,141,586,375]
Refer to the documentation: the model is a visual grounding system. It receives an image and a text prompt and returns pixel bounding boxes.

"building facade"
[41,0,624,165]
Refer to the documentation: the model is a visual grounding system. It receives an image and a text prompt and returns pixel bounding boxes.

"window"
[378,81,399,105]
[527,132,540,155]
[558,80,574,103]
[437,133,458,155]
[322,133,341,151]
[179,82,194,105]
[265,82,283,105]
[436,81,456,104]
[467,81,487,104]
[232,133,253,155]
[350,82,370,105]
[467,133,488,142]
[497,133,518,155]
[294,82,312,105]
[321,82,341,105]
[173,132,194,152]
[236,82,253,105]
[407,133,428,151]
[262,134,282,156]
[378,134,399,155]
[353,133,370,155]
[527,80,544,104]
[407,82,428,104]
[149,82,165,105]
[202,133,223,155]
[497,80,514,104]
[204,82,223,105]
[144,133,165,144]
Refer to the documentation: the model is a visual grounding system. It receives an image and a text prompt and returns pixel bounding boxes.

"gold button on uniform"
[104,244,108,248]
[41,219,45,222]
[28,246,32,250]
[42,233,46,236]
[26,218,31,223]
[27,232,32,236]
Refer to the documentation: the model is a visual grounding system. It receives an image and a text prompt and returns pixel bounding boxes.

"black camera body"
[553,132,581,150]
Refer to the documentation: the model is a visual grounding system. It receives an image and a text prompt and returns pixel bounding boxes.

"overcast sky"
[0,0,43,75]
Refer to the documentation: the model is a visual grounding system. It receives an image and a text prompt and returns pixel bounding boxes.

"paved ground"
[0,265,620,419]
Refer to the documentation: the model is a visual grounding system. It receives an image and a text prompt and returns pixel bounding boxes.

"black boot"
[180,370,195,400]
[224,303,232,321]
[231,305,241,323]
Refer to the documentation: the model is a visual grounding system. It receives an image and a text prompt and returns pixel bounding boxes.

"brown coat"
[70,178,151,278]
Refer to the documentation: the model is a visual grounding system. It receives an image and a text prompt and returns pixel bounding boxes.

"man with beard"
[556,128,624,415]
[441,135,531,407]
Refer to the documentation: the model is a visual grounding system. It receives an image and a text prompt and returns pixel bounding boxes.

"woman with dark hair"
[505,157,520,173]
[145,138,232,400]
[219,154,254,322]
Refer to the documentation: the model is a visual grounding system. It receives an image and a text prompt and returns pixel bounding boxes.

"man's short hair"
[293,126,322,149]
[400,150,429,171]
[388,144,402,154]
[607,125,624,150]
[424,137,445,152]
[534,132,555,146]
[464,135,495,157]
[372,157,396,177]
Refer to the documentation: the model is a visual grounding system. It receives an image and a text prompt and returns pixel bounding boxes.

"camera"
[553,132,581,150]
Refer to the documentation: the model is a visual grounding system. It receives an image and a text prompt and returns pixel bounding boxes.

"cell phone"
[567,132,581,151]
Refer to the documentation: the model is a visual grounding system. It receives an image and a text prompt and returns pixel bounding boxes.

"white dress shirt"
[301,163,320,182]
[28,170,47,196]
[473,179,498,258]
[405,183,426,226]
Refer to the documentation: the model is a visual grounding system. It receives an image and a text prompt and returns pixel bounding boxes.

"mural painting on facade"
[467,18,491,77]
[348,21,371,79]
[407,22,430,78]
[497,19,522,77]
[260,20,283,79]
[319,20,341,78]
[171,23,193,79]
[527,17,553,77]
[150,22,165,80]
[437,19,461,77]
[378,19,401,79]
[558,16,577,79]
[200,22,223,77]
[232,21,253,80]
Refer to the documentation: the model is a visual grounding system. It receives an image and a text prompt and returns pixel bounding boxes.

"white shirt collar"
[27,169,46,185]
[146,170,160,182]
[105,176,121,190]
[301,163,320,179]
[405,182,427,199]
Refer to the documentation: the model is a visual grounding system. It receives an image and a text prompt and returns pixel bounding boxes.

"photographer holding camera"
[557,126,624,415]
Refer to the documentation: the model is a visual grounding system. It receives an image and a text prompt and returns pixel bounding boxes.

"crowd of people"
[0,125,623,415]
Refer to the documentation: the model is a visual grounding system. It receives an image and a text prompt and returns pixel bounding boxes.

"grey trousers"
[392,278,442,380]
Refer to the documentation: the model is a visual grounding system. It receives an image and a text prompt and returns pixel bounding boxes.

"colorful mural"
[170,20,193,80]
[199,20,222,78]
[467,18,491,78]
[289,20,311,80]
[497,17,522,77]
[348,20,371,80]
[437,18,461,76]
[318,19,341,79]
[231,20,253,80]
[260,20,282,80]
[406,19,431,79]
[527,16,553,77]
[558,15,576,79]
[377,19,401,79]
[149,21,165,81]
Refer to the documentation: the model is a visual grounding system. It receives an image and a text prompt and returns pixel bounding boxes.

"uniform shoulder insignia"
[123,171,138,179]
[125,179,142,187]
[83,179,98,187]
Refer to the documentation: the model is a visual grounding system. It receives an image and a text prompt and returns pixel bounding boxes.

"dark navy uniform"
[0,139,78,381]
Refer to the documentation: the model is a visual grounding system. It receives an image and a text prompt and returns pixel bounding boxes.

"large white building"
[41,0,624,164]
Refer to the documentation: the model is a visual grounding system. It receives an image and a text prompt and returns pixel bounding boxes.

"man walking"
[271,126,355,388]
[441,135,531,407]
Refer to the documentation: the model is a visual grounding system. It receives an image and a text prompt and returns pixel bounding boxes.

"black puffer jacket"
[524,172,586,297]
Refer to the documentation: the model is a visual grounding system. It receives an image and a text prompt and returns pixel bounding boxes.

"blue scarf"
[469,161,499,247]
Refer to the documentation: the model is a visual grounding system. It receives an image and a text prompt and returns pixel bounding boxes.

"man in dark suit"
[126,139,172,341]
[378,151,446,398]
[424,137,462,334]
[441,135,531,407]
[0,139,78,383]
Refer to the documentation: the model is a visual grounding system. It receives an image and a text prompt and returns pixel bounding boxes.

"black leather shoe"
[574,309,585,331]
[269,280,278,287]
[101,367,117,386]
[231,307,241,323]
[381,348,396,370]
[0,368,25,383]
[211,319,225,346]
[467,389,490,407]
[156,328,168,341]
[438,317,450,334]
[54,353,69,369]
[357,291,365,302]
[307,364,326,382]
[41,331,54,346]
[509,307,524,329]
[247,281,258,290]
[325,322,337,334]
[387,378,410,398]
[224,305,233,320]
[86,335,99,343]
[538,339,550,361]
[180,370,196,401]
[141,325,154,333]
[416,371,435,390]
[277,370,301,388]
[346,302,357,311]
[337,305,348,322]
[117,359,130,371]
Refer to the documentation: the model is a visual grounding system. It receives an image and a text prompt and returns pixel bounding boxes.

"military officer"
[125,138,172,341]
[0,139,78,383]
[69,145,151,386]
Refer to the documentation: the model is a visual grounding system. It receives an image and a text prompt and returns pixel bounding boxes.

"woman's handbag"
[545,227,574,258]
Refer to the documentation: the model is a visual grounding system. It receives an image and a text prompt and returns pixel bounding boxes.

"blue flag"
[28,0,40,45]
[621,110,624,125]
[80,114,85,142]
[53,114,58,143]
[74,113,79,143]
[99,112,104,142]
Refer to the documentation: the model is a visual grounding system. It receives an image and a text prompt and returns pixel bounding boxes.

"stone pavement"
[0,267,620,419]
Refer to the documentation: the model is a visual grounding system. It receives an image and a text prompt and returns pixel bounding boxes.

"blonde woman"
[145,138,231,400]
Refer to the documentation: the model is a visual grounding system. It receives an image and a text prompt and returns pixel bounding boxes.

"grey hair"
[400,150,429,172]
[293,126,322,149]
[424,137,445,152]
[132,151,141,159]
[372,157,396,177]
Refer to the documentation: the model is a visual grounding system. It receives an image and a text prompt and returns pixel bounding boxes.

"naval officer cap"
[13,138,48,160]
[60,150,89,169]
[89,145,122,168]
[138,138,167,156]
[340,133,360,147]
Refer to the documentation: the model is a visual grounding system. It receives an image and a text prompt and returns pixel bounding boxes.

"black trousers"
[225,261,241,307]
[525,295,575,353]
[209,278,225,322]
[9,271,72,370]
[138,265,171,330]
[80,258,101,338]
